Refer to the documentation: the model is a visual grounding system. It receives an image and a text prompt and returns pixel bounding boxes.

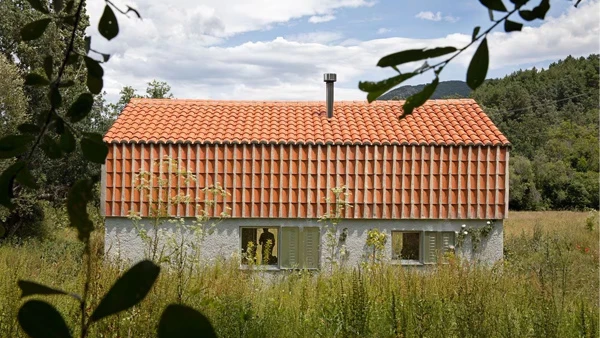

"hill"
[473,54,599,210]
[377,80,471,100]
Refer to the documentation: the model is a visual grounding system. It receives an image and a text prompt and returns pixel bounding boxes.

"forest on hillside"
[473,54,599,211]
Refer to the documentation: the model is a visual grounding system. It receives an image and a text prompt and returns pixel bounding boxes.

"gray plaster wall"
[104,218,503,267]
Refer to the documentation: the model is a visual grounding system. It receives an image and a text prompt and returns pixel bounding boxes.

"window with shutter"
[301,227,320,269]
[424,232,438,264]
[424,231,456,264]
[280,227,299,268]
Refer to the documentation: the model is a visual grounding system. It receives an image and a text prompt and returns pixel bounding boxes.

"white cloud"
[443,15,460,23]
[377,28,391,34]
[92,0,599,102]
[415,11,460,23]
[416,11,442,21]
[285,31,343,44]
[308,15,336,23]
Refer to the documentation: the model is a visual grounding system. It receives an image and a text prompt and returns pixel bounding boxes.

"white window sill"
[391,260,424,266]
[239,265,280,271]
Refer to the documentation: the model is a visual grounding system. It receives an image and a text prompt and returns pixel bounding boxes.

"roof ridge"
[127,98,476,105]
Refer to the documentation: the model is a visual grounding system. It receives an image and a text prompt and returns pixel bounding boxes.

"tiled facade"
[102,98,510,221]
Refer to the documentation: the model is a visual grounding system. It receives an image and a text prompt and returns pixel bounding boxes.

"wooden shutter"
[424,232,438,264]
[439,232,455,263]
[301,227,320,269]
[280,227,299,268]
[391,232,403,260]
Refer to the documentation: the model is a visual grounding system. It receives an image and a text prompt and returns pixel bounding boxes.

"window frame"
[239,226,281,269]
[391,231,423,265]
[238,226,321,270]
[391,230,456,265]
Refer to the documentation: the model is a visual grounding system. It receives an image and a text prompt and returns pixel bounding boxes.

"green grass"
[0,211,598,337]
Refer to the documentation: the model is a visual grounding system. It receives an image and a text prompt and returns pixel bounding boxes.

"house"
[101,75,510,269]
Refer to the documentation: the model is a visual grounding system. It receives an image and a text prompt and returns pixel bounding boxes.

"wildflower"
[585,247,590,253]
[486,221,491,225]
[576,244,581,250]
[461,224,466,228]
[463,231,468,235]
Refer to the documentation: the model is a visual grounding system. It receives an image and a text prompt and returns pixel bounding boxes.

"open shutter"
[438,232,455,263]
[301,227,320,269]
[424,232,438,264]
[280,227,299,268]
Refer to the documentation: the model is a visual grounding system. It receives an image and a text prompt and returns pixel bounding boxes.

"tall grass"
[0,211,598,337]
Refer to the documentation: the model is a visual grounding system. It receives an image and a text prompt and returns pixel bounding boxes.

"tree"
[145,80,174,99]
[0,55,28,137]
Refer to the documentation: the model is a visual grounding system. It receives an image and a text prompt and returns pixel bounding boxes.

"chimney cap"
[324,73,337,82]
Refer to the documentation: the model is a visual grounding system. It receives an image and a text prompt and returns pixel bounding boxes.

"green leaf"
[90,260,160,322]
[18,123,41,134]
[49,86,62,108]
[479,0,507,11]
[510,0,528,6]
[21,18,52,41]
[0,134,34,158]
[60,128,76,153]
[43,56,53,80]
[377,47,457,68]
[59,80,75,88]
[99,5,119,40]
[472,26,481,41]
[18,281,71,298]
[18,300,72,338]
[533,0,550,19]
[67,93,94,123]
[53,0,64,13]
[402,77,439,117]
[466,37,489,90]
[158,304,217,338]
[84,56,104,94]
[81,133,108,164]
[41,135,63,159]
[25,73,50,86]
[53,116,65,134]
[519,0,550,21]
[0,162,24,208]
[84,36,91,54]
[25,0,49,13]
[358,72,417,103]
[66,53,79,65]
[67,177,98,242]
[87,76,103,95]
[16,166,38,189]
[504,19,523,32]
[64,0,74,13]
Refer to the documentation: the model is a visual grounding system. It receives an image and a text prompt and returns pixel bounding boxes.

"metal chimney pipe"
[324,73,336,118]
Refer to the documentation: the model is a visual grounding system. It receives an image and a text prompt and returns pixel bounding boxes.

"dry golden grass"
[505,210,593,236]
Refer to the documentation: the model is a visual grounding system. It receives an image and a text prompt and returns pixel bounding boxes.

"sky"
[85,0,600,103]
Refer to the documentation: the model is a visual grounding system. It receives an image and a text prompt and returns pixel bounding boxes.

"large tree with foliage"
[474,55,599,210]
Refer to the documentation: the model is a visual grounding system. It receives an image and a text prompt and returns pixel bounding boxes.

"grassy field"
[0,211,598,337]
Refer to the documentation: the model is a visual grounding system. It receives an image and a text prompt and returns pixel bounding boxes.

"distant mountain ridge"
[377,80,471,100]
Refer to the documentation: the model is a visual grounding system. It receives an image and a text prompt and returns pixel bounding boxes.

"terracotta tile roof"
[104,98,510,147]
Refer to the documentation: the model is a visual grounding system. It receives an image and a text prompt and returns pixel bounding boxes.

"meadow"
[0,211,597,337]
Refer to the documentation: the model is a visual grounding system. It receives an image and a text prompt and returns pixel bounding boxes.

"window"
[240,227,320,269]
[241,227,279,265]
[392,232,421,263]
[392,231,455,264]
